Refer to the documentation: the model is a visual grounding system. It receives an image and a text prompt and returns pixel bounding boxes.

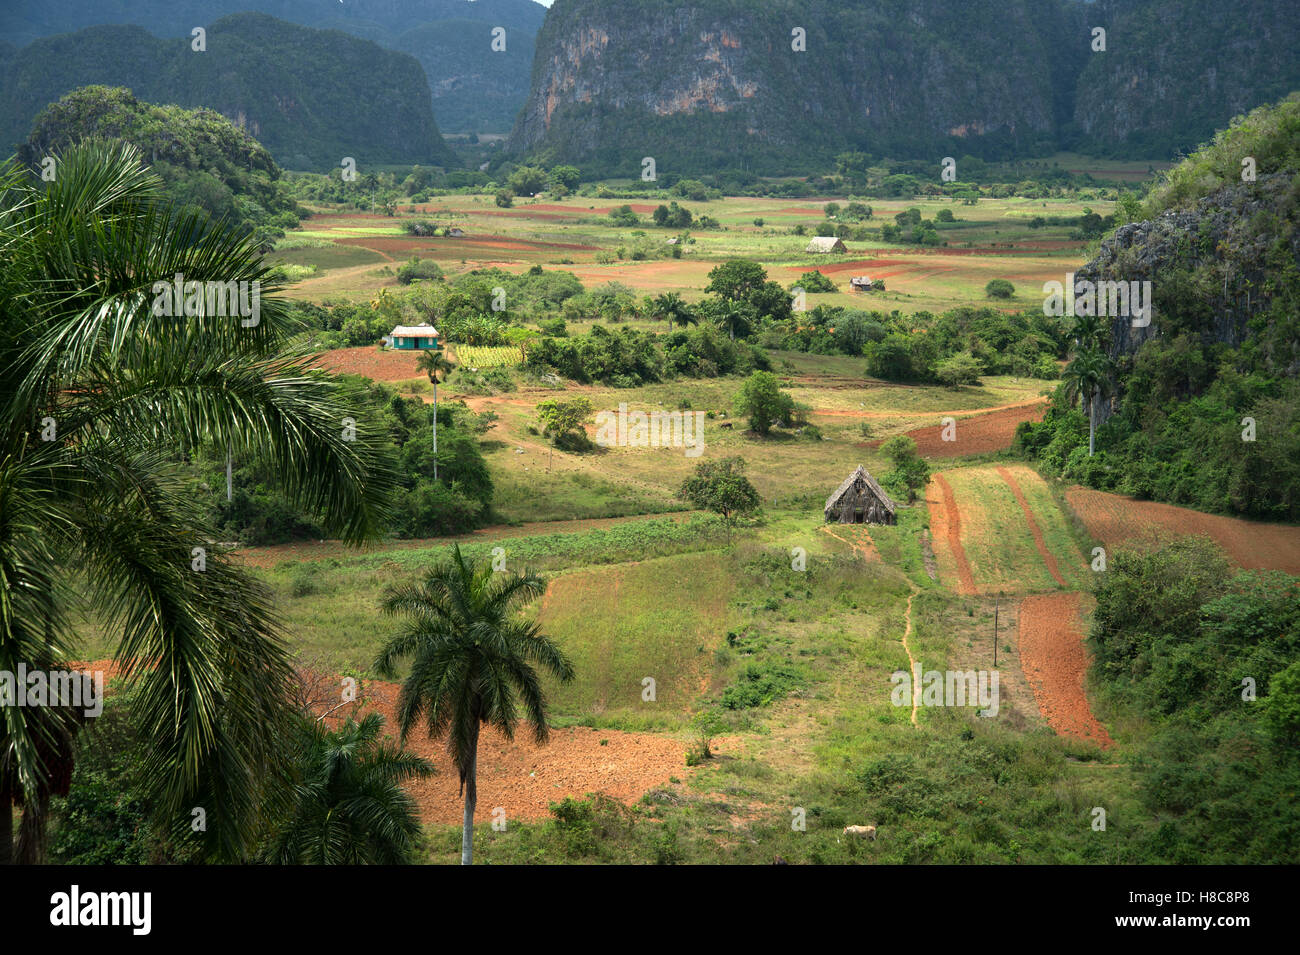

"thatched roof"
[824,465,896,518]
[806,236,846,253]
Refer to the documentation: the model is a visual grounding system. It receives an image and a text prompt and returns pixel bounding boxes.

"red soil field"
[1017,593,1114,748]
[311,345,422,381]
[335,235,598,254]
[997,466,1066,586]
[323,680,687,825]
[862,399,1047,457]
[1065,486,1300,575]
[815,257,912,275]
[927,473,976,594]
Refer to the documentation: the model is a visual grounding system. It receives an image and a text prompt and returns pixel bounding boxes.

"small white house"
[384,324,440,350]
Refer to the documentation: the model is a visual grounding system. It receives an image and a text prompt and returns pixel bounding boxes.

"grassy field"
[193,176,1249,864]
[273,192,1110,315]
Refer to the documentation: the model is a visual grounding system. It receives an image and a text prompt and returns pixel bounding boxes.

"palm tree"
[266,713,433,864]
[416,349,455,481]
[1063,348,1115,456]
[649,292,695,334]
[0,142,394,862]
[374,545,574,865]
[1070,313,1105,352]
[713,301,754,341]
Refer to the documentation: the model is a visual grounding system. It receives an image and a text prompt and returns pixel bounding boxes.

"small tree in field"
[536,396,593,464]
[934,350,983,389]
[880,435,931,503]
[985,279,1015,299]
[678,456,761,538]
[735,371,794,435]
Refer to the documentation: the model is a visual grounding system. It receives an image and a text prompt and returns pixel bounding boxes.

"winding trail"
[901,585,921,726]
[821,525,919,725]
[818,524,880,562]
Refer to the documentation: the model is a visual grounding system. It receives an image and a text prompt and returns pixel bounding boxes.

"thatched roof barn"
[806,236,847,253]
[824,466,897,524]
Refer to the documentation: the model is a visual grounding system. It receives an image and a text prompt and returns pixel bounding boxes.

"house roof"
[389,324,439,338]
[806,236,846,252]
[824,465,896,516]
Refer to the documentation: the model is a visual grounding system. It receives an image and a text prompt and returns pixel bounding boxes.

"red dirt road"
[927,474,976,594]
[1017,593,1114,749]
[1066,486,1300,575]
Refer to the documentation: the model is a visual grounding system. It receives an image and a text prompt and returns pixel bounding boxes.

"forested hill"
[0,0,547,135]
[510,0,1300,175]
[0,14,455,169]
[1018,94,1300,522]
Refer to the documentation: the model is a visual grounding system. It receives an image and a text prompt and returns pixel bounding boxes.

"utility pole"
[993,596,999,668]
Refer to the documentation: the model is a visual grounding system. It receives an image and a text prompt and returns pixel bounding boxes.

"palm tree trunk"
[1087,390,1096,457]
[461,724,479,866]
[432,379,438,482]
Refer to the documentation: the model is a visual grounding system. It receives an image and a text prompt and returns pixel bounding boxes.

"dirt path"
[1017,593,1114,749]
[997,466,1066,587]
[819,523,880,561]
[822,525,918,725]
[927,474,976,594]
[901,586,920,726]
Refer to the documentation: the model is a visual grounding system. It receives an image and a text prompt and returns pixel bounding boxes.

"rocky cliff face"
[1071,0,1300,157]
[511,0,1298,172]
[510,0,1079,172]
[1078,173,1300,366]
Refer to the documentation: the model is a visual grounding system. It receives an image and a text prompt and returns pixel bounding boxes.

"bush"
[396,257,444,285]
[985,279,1016,299]
[735,371,794,435]
[792,270,836,293]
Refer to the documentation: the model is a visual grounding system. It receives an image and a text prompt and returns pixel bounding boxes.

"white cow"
[843,824,877,840]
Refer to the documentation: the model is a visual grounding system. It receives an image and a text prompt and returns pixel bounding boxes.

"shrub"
[985,279,1016,299]
[396,257,444,285]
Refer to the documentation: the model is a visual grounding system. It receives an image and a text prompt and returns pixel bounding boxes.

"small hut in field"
[824,466,897,525]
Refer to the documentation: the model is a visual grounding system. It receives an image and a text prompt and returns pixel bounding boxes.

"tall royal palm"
[1063,348,1115,457]
[416,349,455,481]
[374,544,573,865]
[0,142,394,862]
[650,292,695,335]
